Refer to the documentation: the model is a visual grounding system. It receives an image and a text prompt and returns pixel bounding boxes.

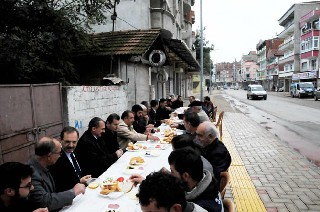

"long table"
[60,125,179,212]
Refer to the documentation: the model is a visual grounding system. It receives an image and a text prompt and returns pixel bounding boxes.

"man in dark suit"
[75,117,120,177]
[49,127,91,192]
[28,137,85,211]
[148,100,159,126]
[101,113,123,160]
[156,98,171,122]
[171,95,184,109]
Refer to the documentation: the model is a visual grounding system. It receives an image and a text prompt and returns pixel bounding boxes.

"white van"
[290,82,314,98]
[247,85,267,100]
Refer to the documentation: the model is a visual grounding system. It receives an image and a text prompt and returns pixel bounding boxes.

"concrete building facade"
[277,1,320,91]
[298,9,320,88]
[87,0,198,106]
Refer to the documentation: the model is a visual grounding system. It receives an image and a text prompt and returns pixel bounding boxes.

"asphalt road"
[221,89,320,166]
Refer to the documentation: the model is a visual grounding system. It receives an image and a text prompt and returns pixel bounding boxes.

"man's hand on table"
[116,149,123,158]
[129,174,145,185]
[73,183,86,195]
[33,208,48,212]
[170,123,178,128]
[80,175,92,184]
[148,134,160,141]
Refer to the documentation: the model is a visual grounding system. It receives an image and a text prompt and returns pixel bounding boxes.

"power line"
[106,9,139,30]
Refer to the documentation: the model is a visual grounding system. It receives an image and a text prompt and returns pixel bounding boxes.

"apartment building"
[277,1,320,92]
[299,9,320,88]
[241,51,259,89]
[256,38,283,90]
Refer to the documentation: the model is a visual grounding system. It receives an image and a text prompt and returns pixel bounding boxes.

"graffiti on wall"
[75,120,83,129]
[82,86,120,92]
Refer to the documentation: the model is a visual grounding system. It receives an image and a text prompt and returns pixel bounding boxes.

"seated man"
[171,134,214,178]
[117,110,159,150]
[0,162,48,212]
[168,147,223,211]
[148,100,159,126]
[156,98,171,122]
[195,121,232,182]
[101,113,123,160]
[49,127,91,192]
[132,104,153,134]
[189,101,210,123]
[75,117,121,177]
[28,137,85,211]
[188,96,196,105]
[138,171,207,212]
[203,96,215,118]
[171,95,184,109]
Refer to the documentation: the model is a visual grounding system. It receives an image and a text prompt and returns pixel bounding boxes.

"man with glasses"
[49,127,92,192]
[28,137,86,211]
[195,121,231,183]
[0,162,48,212]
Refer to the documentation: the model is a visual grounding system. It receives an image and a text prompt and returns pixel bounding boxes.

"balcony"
[279,38,294,51]
[300,10,320,27]
[278,23,294,39]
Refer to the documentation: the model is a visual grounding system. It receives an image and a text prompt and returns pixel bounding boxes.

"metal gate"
[0,83,63,164]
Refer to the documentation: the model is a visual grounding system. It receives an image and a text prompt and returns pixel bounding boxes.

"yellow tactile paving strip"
[222,129,267,212]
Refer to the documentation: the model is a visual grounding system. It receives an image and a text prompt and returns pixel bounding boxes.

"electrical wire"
[106,9,139,30]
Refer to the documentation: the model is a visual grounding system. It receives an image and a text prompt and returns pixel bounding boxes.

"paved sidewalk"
[224,112,320,212]
[189,90,320,211]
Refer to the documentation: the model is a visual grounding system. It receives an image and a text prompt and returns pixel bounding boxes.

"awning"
[164,39,200,70]
[73,29,199,70]
[279,72,293,78]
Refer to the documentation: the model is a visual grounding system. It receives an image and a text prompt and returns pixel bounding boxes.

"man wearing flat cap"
[189,101,210,123]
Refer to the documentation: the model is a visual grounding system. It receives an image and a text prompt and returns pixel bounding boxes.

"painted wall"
[119,62,150,108]
[92,0,151,32]
[62,85,128,136]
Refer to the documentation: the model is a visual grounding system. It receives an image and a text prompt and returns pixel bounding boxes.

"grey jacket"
[117,119,147,150]
[28,158,75,211]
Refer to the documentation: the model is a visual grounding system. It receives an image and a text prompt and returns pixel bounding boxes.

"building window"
[311,60,317,71]
[314,37,319,50]
[301,62,308,72]
[301,36,319,53]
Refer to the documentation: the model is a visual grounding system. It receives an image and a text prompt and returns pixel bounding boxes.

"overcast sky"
[192,0,316,63]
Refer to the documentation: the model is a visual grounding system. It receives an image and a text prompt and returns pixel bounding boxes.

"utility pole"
[200,0,204,100]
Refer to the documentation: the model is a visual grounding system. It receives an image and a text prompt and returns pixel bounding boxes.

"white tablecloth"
[60,125,174,212]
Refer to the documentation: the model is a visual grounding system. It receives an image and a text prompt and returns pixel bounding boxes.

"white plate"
[123,166,145,175]
[99,191,124,199]
[126,147,142,152]
[144,151,161,157]
[136,140,147,144]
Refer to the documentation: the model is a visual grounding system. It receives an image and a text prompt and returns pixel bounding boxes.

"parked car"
[315,87,320,101]
[278,86,284,92]
[230,85,234,89]
[290,82,314,98]
[234,85,239,90]
[247,84,267,100]
[223,84,228,89]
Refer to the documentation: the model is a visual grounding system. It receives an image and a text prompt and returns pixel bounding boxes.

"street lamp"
[200,0,204,100]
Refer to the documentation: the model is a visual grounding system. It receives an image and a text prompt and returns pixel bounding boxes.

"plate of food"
[126,142,143,151]
[129,156,146,166]
[123,165,145,175]
[99,177,134,198]
[99,190,124,199]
